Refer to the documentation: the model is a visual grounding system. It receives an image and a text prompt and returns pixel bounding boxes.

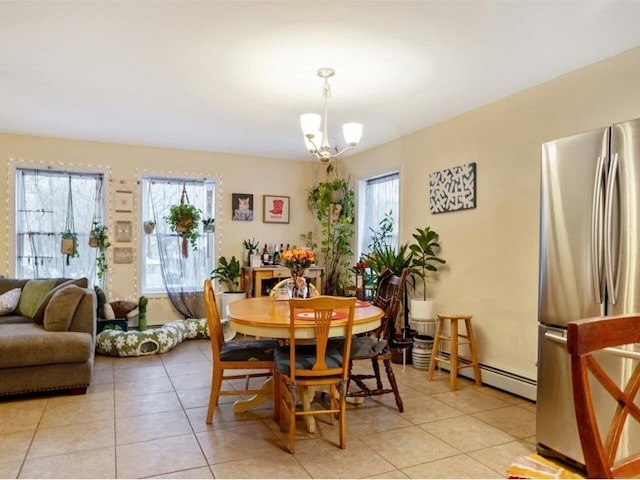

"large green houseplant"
[408,226,446,320]
[306,174,355,296]
[210,255,242,293]
[210,255,245,318]
[166,203,201,258]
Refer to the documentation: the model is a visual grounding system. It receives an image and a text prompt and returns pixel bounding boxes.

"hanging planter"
[166,184,201,258]
[61,176,78,266]
[60,231,78,257]
[89,220,111,280]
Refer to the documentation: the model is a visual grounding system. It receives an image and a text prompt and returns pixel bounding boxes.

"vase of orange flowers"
[282,247,316,298]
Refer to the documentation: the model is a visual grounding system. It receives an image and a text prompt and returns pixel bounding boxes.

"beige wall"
[0,134,315,324]
[344,46,640,382]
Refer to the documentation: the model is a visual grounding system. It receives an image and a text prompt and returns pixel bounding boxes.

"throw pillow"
[15,279,57,318]
[0,287,21,315]
[32,277,89,325]
[103,303,115,320]
[43,285,85,332]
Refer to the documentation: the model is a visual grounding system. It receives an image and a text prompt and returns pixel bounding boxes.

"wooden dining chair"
[345,268,409,412]
[567,315,640,478]
[203,279,278,424]
[274,295,356,453]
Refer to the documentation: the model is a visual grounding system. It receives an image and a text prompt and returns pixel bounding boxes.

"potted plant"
[306,175,355,296]
[166,203,201,258]
[89,221,111,280]
[60,229,78,265]
[242,238,259,266]
[408,226,446,320]
[210,255,245,318]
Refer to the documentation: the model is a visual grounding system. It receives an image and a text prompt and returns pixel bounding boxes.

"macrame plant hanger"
[61,176,77,266]
[89,180,101,248]
[179,183,191,258]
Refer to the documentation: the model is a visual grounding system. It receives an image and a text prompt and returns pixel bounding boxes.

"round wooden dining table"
[227,295,384,339]
[226,296,384,431]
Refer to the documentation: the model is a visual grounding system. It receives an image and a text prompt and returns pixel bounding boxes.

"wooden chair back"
[567,315,640,478]
[372,268,409,341]
[203,279,225,359]
[288,296,356,380]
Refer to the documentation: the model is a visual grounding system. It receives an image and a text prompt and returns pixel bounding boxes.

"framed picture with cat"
[232,193,254,221]
[263,195,290,224]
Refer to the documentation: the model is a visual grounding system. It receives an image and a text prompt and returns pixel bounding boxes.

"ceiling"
[2,1,640,161]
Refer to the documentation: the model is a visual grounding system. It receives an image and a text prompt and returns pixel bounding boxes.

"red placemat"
[294,309,348,321]
[355,300,370,308]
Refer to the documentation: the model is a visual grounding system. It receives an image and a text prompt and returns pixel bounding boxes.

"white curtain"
[16,168,102,284]
[144,177,214,319]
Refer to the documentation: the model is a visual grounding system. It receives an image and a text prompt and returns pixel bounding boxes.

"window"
[15,168,105,282]
[140,176,215,294]
[358,171,400,258]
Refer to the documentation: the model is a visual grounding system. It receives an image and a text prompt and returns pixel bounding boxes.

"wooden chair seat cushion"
[331,336,388,359]
[274,344,344,375]
[219,339,278,362]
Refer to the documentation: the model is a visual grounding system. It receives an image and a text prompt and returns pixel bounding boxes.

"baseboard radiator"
[433,353,537,401]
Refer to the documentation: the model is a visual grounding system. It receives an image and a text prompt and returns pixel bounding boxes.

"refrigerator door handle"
[605,153,620,305]
[591,155,606,304]
[544,330,567,345]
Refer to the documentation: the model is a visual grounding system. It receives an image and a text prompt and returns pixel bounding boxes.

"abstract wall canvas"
[429,162,476,213]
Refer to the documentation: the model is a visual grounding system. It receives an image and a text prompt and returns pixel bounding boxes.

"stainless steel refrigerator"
[537,117,640,469]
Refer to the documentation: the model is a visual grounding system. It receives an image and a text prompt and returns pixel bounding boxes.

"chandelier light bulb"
[343,123,363,147]
[300,113,321,137]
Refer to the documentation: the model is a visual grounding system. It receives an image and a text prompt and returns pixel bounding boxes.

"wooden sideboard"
[241,266,324,297]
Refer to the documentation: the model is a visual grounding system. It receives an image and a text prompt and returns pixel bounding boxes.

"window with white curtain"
[140,176,215,295]
[358,171,400,258]
[15,168,105,283]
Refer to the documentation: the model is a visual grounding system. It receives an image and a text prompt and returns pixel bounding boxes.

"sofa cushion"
[32,278,88,325]
[15,279,57,318]
[0,315,32,325]
[43,285,86,332]
[0,288,21,315]
[0,323,92,368]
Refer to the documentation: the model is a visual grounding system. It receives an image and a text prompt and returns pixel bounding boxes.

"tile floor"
[0,339,537,479]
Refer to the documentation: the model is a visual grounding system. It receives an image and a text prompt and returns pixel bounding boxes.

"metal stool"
[427,314,482,390]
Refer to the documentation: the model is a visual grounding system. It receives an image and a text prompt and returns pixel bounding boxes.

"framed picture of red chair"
[263,195,290,224]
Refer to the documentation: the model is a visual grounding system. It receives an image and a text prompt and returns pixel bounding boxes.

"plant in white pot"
[210,255,245,318]
[408,226,446,321]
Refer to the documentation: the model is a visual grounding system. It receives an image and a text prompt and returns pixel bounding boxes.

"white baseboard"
[434,354,537,401]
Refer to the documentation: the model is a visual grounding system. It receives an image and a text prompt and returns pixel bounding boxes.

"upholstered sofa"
[0,277,96,396]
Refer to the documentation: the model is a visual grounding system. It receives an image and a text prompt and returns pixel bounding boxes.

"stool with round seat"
[427,314,482,390]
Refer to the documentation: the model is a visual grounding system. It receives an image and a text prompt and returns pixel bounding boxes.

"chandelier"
[300,68,363,163]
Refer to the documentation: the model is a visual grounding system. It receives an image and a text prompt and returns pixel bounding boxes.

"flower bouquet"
[281,247,316,298]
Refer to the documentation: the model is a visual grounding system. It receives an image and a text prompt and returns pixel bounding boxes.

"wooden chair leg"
[465,318,482,386]
[371,357,383,390]
[428,318,444,380]
[383,358,404,413]
[206,367,223,424]
[450,318,459,390]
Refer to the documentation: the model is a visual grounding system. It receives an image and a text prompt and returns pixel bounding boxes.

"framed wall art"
[113,247,134,264]
[114,221,132,242]
[429,162,476,214]
[114,190,134,213]
[263,195,290,224]
[232,193,254,221]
